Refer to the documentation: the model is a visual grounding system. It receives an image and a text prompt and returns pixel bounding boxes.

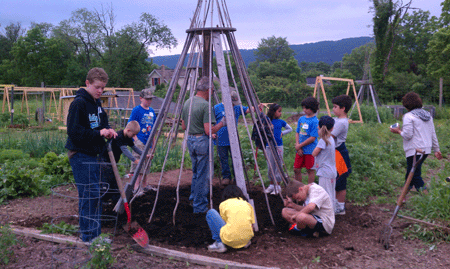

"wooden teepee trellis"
[126,0,290,229]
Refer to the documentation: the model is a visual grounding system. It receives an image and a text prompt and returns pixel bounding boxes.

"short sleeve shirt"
[271,119,287,146]
[306,183,335,234]
[296,115,319,154]
[181,96,216,135]
[331,118,349,147]
[214,103,248,146]
[315,137,336,178]
[128,105,156,144]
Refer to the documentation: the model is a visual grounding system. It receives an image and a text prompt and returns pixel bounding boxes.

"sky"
[0,0,444,56]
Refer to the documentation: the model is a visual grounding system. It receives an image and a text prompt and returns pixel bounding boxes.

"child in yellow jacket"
[206,185,255,253]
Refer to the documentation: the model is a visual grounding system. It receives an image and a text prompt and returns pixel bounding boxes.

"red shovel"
[107,141,149,247]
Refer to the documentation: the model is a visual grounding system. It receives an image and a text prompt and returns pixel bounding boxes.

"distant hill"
[149,36,373,69]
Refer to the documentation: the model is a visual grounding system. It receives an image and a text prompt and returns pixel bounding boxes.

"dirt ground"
[2,169,450,269]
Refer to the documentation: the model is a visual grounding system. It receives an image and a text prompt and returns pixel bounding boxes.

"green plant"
[434,107,450,120]
[0,224,21,265]
[85,234,116,269]
[350,104,394,123]
[38,221,79,236]
[40,152,73,183]
[0,159,48,203]
[0,149,29,163]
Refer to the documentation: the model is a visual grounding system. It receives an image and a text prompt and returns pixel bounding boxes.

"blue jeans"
[217,145,233,180]
[206,209,226,242]
[187,135,210,213]
[70,152,102,242]
[406,154,428,190]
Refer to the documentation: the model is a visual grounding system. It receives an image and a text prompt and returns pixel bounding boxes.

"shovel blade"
[124,221,149,248]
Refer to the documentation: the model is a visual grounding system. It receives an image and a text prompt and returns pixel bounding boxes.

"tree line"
[0,4,177,90]
[1,1,449,107]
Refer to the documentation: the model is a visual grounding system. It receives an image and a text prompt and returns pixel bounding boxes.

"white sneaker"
[264,184,274,194]
[270,185,281,195]
[208,241,227,253]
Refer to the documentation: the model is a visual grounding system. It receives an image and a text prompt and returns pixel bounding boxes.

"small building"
[148,65,187,91]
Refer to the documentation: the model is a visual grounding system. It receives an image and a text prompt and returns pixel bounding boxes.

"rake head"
[379,223,393,250]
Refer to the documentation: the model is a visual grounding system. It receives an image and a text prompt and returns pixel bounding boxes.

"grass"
[1,104,449,242]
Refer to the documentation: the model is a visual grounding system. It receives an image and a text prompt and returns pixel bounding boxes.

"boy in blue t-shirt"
[128,89,156,189]
[294,97,319,184]
[214,91,249,185]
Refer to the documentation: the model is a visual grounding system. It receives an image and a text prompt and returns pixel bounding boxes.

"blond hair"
[286,180,304,198]
[86,67,108,83]
[125,120,140,135]
[319,125,332,146]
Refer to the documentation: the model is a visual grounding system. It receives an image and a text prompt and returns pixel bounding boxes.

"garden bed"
[2,169,450,268]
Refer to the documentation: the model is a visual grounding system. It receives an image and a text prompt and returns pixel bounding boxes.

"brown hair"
[332,95,352,113]
[286,180,304,198]
[125,120,140,135]
[86,67,108,84]
[402,92,422,111]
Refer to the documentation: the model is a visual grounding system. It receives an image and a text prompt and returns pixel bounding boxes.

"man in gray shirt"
[181,77,225,213]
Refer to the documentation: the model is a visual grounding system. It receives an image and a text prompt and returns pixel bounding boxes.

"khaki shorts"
[130,139,151,175]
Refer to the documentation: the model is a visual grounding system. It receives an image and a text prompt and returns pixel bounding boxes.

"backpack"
[251,112,274,150]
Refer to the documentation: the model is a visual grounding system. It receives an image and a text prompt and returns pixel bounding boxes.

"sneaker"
[264,184,275,194]
[243,240,251,249]
[335,208,346,215]
[289,223,299,231]
[207,241,227,253]
[270,185,281,195]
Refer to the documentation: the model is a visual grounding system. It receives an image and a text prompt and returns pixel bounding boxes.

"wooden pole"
[439,77,443,109]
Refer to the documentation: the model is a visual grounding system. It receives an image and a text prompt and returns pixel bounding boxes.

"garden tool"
[106,141,149,248]
[398,214,450,232]
[379,149,425,250]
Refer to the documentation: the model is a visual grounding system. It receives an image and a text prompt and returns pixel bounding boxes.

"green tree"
[371,0,412,85]
[254,36,295,64]
[9,27,71,86]
[395,10,438,75]
[427,27,450,80]
[341,43,375,80]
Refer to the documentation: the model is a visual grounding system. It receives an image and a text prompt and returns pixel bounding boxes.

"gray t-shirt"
[331,117,349,147]
[181,96,216,135]
[306,183,335,234]
[315,137,336,178]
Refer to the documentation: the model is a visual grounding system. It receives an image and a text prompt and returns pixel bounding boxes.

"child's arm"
[120,145,139,164]
[312,146,321,157]
[282,123,293,136]
[284,197,304,211]
[297,137,316,150]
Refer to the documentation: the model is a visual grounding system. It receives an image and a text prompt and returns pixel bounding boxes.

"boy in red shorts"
[294,97,319,183]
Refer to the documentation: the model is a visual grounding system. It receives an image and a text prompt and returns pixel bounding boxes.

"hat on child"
[318,115,335,130]
[140,89,155,99]
[231,91,240,106]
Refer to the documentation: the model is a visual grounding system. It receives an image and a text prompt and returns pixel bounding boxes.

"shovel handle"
[107,141,128,202]
[396,149,425,206]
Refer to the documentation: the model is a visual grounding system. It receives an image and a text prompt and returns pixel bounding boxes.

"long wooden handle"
[107,143,127,203]
[396,149,424,206]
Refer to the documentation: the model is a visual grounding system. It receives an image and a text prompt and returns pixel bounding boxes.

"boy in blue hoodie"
[66,67,117,242]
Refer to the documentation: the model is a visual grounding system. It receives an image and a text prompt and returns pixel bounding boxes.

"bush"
[350,104,394,123]
[0,113,29,127]
[0,149,29,163]
[0,159,47,203]
[434,107,450,120]
[40,152,73,183]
